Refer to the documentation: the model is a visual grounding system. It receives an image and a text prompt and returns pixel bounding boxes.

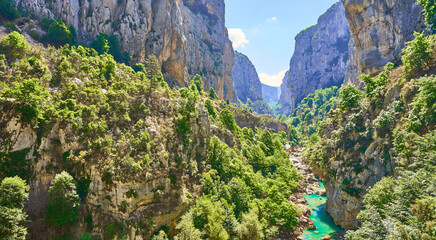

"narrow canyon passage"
[288,148,344,240]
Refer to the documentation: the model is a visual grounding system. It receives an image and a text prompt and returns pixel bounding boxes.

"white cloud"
[267,16,278,22]
[259,70,287,87]
[228,28,250,48]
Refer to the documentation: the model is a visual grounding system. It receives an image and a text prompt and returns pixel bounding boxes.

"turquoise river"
[302,181,344,240]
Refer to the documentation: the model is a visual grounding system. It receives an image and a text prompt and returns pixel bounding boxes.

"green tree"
[205,99,217,118]
[0,31,31,61]
[209,87,218,99]
[402,32,433,78]
[235,208,264,240]
[46,171,80,237]
[44,20,73,47]
[145,54,161,100]
[337,84,364,112]
[0,176,29,240]
[0,77,49,123]
[191,196,229,240]
[418,0,436,33]
[151,230,169,240]
[90,34,110,54]
[191,74,204,93]
[220,108,237,132]
[174,214,202,240]
[0,0,20,20]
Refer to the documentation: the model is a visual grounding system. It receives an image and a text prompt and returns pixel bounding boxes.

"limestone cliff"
[232,51,263,103]
[278,2,351,113]
[315,0,429,230]
[17,0,235,100]
[262,83,281,103]
[343,0,426,76]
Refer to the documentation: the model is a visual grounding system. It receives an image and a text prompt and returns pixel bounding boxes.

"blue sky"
[225,0,338,86]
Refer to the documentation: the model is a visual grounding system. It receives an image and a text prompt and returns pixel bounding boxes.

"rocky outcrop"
[262,83,281,103]
[232,51,263,103]
[17,0,234,100]
[318,0,428,230]
[343,0,426,76]
[278,2,351,113]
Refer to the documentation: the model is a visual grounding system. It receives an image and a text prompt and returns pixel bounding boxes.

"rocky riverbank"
[286,146,343,240]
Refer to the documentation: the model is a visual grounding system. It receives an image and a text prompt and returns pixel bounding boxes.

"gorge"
[0,0,435,240]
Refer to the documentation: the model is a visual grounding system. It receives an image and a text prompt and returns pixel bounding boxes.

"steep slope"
[232,51,263,103]
[343,0,425,76]
[17,0,235,100]
[262,83,281,103]
[278,2,351,113]
[305,33,436,232]
[0,31,300,240]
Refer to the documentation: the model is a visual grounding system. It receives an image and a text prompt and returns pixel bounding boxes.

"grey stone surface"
[343,0,426,76]
[278,2,351,113]
[17,0,235,100]
[232,51,263,103]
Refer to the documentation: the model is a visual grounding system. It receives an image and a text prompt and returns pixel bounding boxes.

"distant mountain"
[262,83,281,103]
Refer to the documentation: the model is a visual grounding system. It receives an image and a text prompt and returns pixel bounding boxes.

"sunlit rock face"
[232,51,263,103]
[323,0,427,230]
[278,2,351,113]
[343,0,425,77]
[18,0,234,100]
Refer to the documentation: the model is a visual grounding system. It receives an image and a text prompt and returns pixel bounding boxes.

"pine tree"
[46,171,80,238]
[145,54,161,101]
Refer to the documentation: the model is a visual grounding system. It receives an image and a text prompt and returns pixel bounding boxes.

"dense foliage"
[0,176,29,240]
[296,32,436,239]
[0,0,20,20]
[418,0,436,33]
[174,129,302,239]
[46,171,81,238]
[0,31,302,239]
[278,86,339,146]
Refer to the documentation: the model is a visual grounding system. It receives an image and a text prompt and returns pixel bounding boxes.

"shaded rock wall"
[232,51,263,103]
[278,2,351,113]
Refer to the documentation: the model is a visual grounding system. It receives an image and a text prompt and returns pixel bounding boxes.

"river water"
[302,181,343,240]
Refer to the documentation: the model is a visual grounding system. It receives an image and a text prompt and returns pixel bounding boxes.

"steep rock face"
[262,83,281,103]
[232,51,262,103]
[278,2,351,113]
[344,36,359,85]
[320,0,428,230]
[17,0,234,100]
[343,0,425,76]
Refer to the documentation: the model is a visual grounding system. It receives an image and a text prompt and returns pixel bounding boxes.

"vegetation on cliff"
[296,32,436,239]
[0,31,301,239]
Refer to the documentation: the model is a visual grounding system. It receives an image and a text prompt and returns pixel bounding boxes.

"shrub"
[337,84,364,112]
[0,31,30,61]
[209,87,218,99]
[3,23,20,33]
[402,32,433,78]
[44,20,73,47]
[190,74,203,93]
[418,0,436,33]
[204,99,217,118]
[220,108,237,131]
[0,0,20,20]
